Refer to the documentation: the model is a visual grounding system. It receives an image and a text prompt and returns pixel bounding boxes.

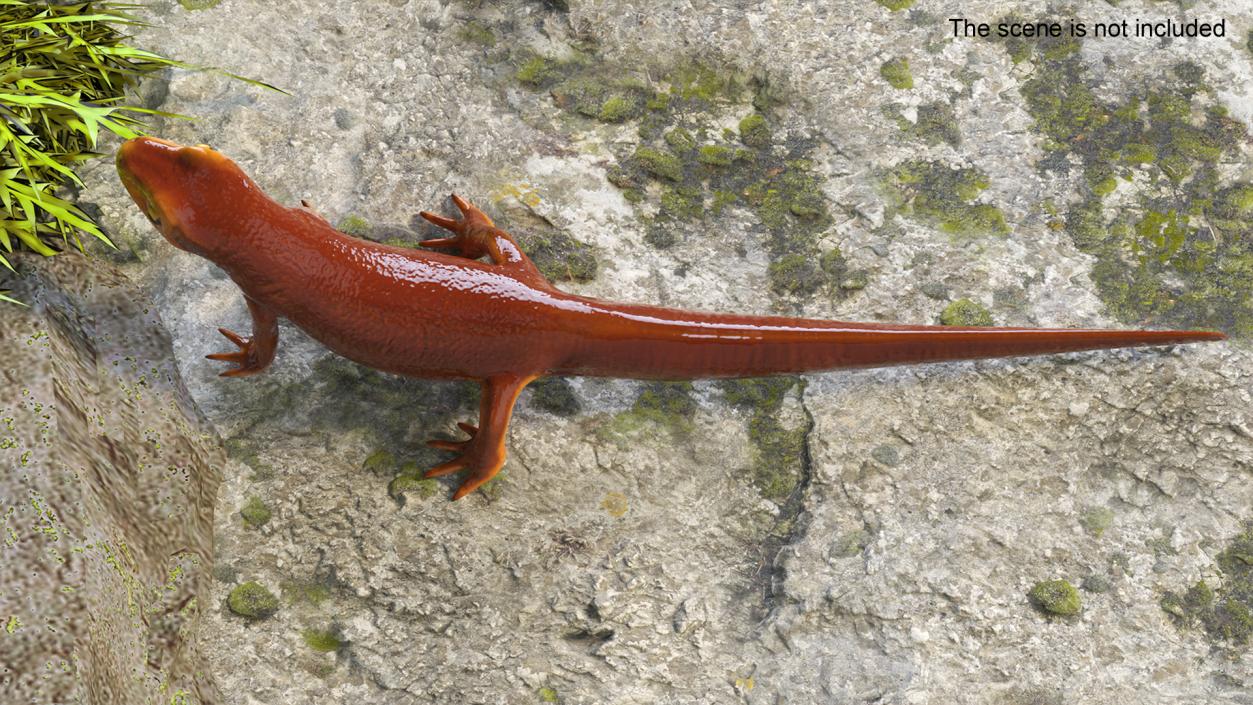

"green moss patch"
[601,382,698,441]
[939,299,993,326]
[1005,34,1249,337]
[875,0,914,10]
[1028,579,1081,616]
[388,461,441,502]
[719,377,808,501]
[528,377,581,416]
[228,581,279,620]
[280,578,332,606]
[336,215,371,236]
[514,226,599,283]
[883,160,1009,238]
[301,627,344,653]
[879,58,913,89]
[513,51,837,298]
[239,496,272,529]
[737,113,770,148]
[1161,522,1253,646]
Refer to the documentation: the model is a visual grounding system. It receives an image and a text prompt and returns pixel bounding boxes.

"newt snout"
[116,136,241,256]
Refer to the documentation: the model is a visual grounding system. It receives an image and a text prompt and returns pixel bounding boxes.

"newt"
[115,136,1226,500]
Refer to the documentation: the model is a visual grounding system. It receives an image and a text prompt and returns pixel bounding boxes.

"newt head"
[116,136,250,256]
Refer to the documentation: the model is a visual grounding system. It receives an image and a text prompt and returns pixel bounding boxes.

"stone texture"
[0,254,222,704]
[22,0,1253,703]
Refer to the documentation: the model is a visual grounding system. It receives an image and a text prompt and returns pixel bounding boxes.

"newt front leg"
[426,373,537,500]
[206,296,279,377]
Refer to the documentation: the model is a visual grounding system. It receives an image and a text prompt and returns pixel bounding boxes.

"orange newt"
[115,136,1225,500]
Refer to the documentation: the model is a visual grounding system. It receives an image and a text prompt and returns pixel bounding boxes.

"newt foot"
[206,327,272,377]
[425,422,503,500]
[418,193,501,261]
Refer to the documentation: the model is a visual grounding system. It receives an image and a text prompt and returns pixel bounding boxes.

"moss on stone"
[879,57,913,89]
[737,113,770,148]
[910,101,960,146]
[719,377,796,412]
[361,449,395,476]
[511,50,831,302]
[884,160,1009,238]
[1008,32,1249,338]
[719,377,807,501]
[597,94,636,123]
[664,127,697,153]
[515,227,599,283]
[240,496,271,529]
[388,474,440,500]
[697,145,735,166]
[768,254,824,296]
[633,146,683,182]
[665,61,742,103]
[1162,522,1253,646]
[516,55,558,86]
[875,0,914,10]
[280,578,331,606]
[747,413,806,500]
[529,377,581,416]
[301,627,343,653]
[457,21,496,47]
[1079,506,1114,538]
[336,215,370,236]
[538,687,559,703]
[228,581,279,620]
[940,299,993,326]
[633,381,696,425]
[659,184,704,219]
[1028,579,1081,616]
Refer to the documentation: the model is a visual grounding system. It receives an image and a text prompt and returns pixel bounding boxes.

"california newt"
[115,136,1225,499]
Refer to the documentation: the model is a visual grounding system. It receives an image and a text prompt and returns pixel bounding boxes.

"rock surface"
[0,255,222,704]
[35,0,1253,703]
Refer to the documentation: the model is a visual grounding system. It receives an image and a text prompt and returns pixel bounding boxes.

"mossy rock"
[337,215,370,236]
[884,160,1009,238]
[737,113,770,148]
[228,581,280,620]
[1162,523,1253,646]
[633,146,684,182]
[240,496,272,529]
[1028,579,1081,616]
[302,628,344,653]
[939,299,993,327]
[529,377,581,416]
[879,58,913,90]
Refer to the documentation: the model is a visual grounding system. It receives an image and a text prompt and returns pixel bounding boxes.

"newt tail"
[115,136,1226,500]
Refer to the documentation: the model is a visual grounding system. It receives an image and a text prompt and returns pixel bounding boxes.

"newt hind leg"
[425,374,537,500]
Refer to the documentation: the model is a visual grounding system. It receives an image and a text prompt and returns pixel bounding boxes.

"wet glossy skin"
[115,136,1225,499]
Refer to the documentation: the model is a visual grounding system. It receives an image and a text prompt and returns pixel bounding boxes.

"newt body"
[116,136,1225,499]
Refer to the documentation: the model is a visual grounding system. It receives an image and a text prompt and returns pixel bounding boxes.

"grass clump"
[0,1,276,302]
